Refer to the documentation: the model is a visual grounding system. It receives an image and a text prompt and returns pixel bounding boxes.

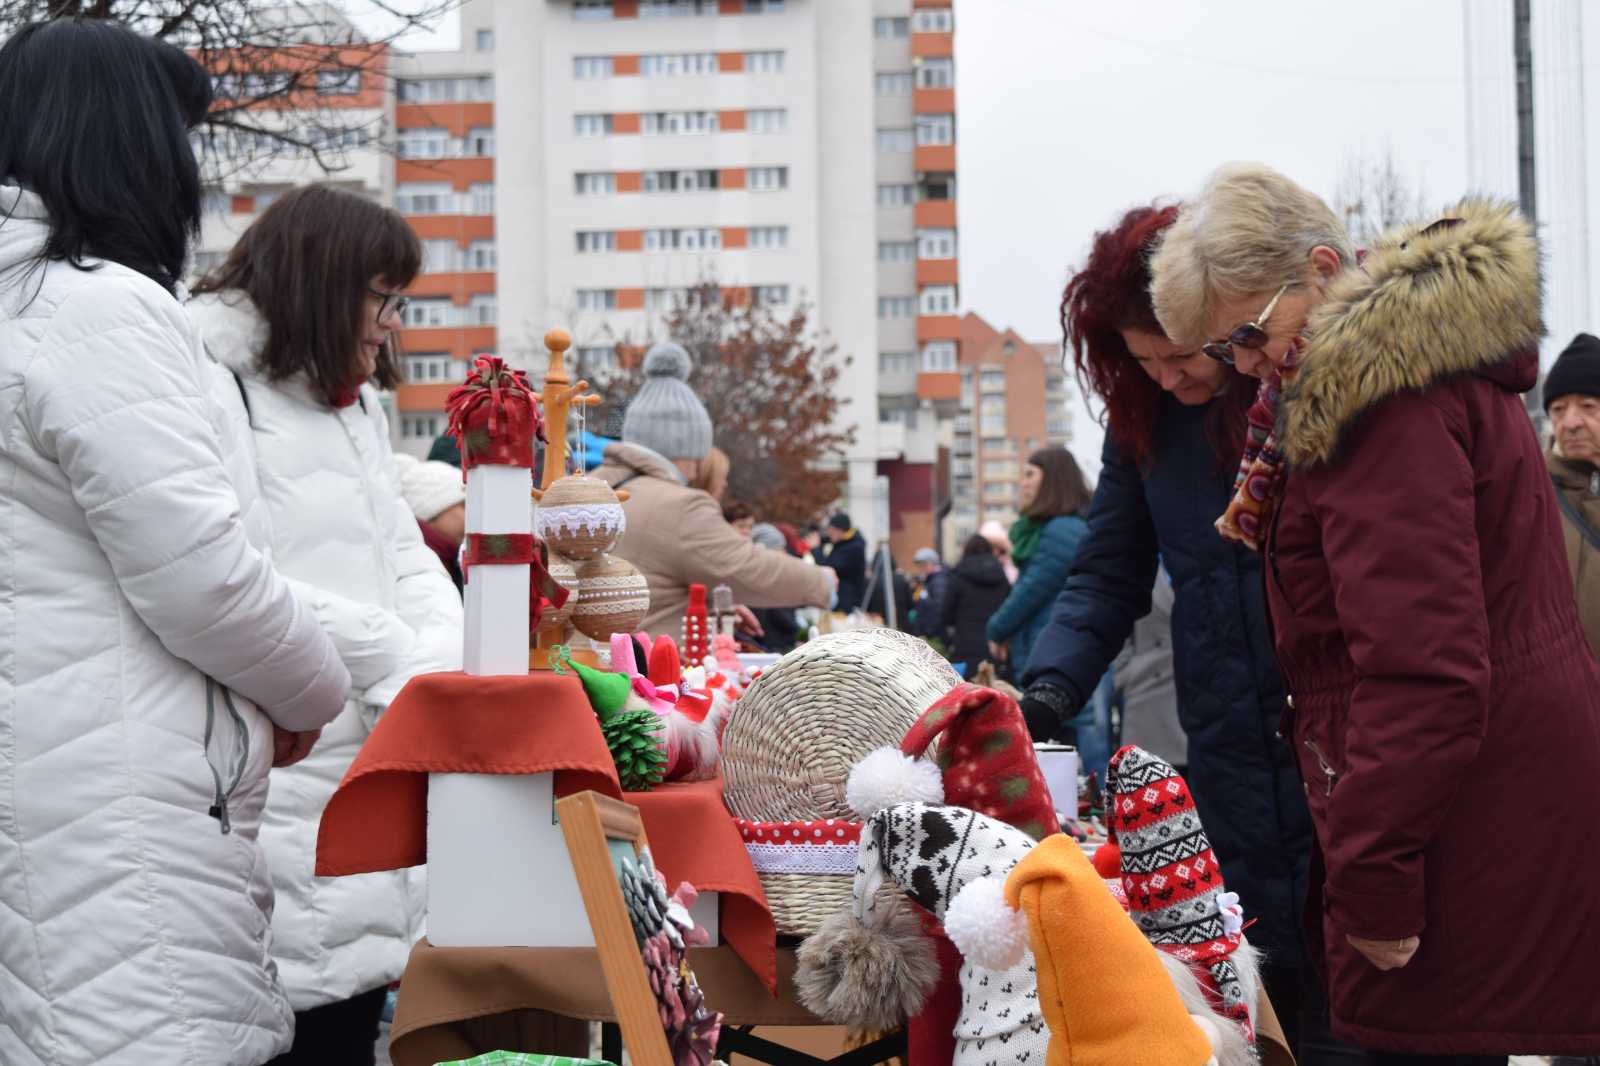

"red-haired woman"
[1019,205,1326,1057]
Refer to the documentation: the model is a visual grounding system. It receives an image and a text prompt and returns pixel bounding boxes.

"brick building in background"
[192,0,962,556]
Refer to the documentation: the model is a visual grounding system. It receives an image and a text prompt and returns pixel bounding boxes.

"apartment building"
[947,313,1074,550]
[193,0,962,553]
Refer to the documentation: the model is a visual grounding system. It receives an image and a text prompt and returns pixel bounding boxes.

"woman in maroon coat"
[1150,162,1600,1062]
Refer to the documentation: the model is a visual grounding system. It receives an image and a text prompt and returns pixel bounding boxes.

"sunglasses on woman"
[1202,284,1289,365]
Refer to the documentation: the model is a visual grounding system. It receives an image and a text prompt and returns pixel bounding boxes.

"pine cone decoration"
[619,854,671,945]
[603,707,666,791]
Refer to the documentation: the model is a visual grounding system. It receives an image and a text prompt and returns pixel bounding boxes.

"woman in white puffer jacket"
[0,24,351,1066]
[189,185,463,1066]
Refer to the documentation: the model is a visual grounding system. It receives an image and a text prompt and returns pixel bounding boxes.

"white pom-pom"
[846,748,944,819]
[943,877,1028,972]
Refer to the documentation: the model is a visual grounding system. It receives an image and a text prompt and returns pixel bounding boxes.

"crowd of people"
[4,17,1600,1066]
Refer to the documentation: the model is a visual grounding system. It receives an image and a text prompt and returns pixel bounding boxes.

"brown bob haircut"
[194,184,421,403]
[1023,446,1093,521]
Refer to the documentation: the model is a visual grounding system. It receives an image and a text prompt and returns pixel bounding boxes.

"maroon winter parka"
[1265,201,1600,1056]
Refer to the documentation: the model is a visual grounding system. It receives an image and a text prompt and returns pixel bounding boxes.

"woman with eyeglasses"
[0,22,353,1066]
[190,184,463,1066]
[1150,162,1600,1063]
[1018,203,1329,1059]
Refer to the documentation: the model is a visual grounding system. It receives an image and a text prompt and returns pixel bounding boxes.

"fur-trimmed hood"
[1282,199,1542,467]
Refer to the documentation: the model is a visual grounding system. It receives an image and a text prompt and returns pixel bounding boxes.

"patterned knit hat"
[847,802,1049,1066]
[866,684,1062,842]
[1101,745,1254,1042]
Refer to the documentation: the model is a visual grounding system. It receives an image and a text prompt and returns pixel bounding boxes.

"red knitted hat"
[899,683,1061,842]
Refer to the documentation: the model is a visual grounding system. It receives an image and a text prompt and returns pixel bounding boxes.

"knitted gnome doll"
[1092,746,1261,1046]
[798,800,1051,1066]
[842,683,1063,1064]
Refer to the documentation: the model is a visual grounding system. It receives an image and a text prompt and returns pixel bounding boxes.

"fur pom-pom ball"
[845,748,944,820]
[794,898,939,1033]
[1091,840,1122,880]
[943,876,1028,972]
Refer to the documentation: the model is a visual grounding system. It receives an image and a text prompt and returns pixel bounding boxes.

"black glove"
[1019,681,1080,745]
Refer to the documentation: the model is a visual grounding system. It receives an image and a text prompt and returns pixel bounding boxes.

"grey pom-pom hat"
[621,341,714,461]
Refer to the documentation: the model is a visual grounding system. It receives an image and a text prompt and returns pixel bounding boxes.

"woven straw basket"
[721,628,960,935]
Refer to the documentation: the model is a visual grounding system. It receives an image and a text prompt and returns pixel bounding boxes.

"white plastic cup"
[1034,742,1079,819]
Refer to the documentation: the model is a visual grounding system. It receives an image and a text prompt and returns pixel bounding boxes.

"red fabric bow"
[445,355,543,471]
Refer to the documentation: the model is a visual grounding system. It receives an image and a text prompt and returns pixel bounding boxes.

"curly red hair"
[1061,204,1252,470]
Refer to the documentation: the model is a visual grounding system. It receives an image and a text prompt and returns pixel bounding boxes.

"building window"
[405,354,460,382]
[420,238,458,272]
[403,299,453,327]
[922,340,957,371]
[747,108,787,133]
[401,414,445,440]
[745,50,785,73]
[574,0,614,18]
[643,227,721,251]
[643,168,721,193]
[916,56,954,89]
[1045,372,1066,394]
[469,183,494,215]
[467,240,496,270]
[316,69,361,95]
[918,172,956,201]
[475,27,495,50]
[639,52,717,76]
[641,0,718,15]
[748,225,789,249]
[576,230,618,254]
[980,370,1007,392]
[878,296,915,319]
[748,166,788,191]
[752,285,789,306]
[574,56,614,79]
[576,289,618,311]
[743,0,784,10]
[915,113,955,146]
[873,16,909,38]
[879,350,916,375]
[874,72,913,95]
[641,110,718,135]
[470,295,497,325]
[395,182,453,215]
[875,127,913,153]
[575,113,614,137]
[912,8,954,32]
[397,127,450,159]
[575,172,616,196]
[397,76,493,102]
[878,241,915,263]
[980,395,1006,417]
[1047,417,1071,438]
[877,183,913,207]
[466,127,495,156]
[917,228,956,259]
[576,346,619,375]
[920,285,957,315]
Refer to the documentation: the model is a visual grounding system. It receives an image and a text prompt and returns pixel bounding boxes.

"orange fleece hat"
[1006,835,1214,1066]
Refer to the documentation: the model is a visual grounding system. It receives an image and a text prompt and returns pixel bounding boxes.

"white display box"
[463,465,532,676]
[427,770,719,947]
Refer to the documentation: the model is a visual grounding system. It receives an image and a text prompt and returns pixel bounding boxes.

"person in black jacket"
[1020,204,1331,1060]
[941,535,1011,678]
[813,512,867,612]
[909,547,951,642]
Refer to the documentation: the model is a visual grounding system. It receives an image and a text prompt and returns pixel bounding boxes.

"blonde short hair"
[1150,162,1355,347]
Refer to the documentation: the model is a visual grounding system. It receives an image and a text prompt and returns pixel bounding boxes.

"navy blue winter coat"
[985,514,1087,679]
[1023,394,1312,963]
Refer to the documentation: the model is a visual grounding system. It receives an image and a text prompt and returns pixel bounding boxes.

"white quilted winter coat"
[0,187,351,1065]
[189,291,462,1011]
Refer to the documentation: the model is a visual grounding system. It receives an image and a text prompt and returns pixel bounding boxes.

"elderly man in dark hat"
[1546,332,1600,659]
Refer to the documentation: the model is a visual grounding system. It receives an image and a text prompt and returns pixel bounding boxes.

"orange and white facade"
[194,0,961,554]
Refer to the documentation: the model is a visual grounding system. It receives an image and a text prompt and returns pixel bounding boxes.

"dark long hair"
[1060,203,1254,471]
[1023,446,1092,520]
[0,20,211,295]
[194,184,420,402]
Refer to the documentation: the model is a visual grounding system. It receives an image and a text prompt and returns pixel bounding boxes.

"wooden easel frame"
[555,790,674,1066]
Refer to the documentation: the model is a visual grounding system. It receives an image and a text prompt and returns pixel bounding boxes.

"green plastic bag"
[436,1054,615,1066]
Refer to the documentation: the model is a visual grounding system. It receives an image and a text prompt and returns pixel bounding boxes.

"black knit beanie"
[1544,333,1600,411]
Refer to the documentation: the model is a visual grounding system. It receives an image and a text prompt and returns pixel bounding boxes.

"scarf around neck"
[1008,514,1045,565]
[1215,366,1296,551]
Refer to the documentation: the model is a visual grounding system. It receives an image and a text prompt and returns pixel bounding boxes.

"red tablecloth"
[315,670,777,991]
